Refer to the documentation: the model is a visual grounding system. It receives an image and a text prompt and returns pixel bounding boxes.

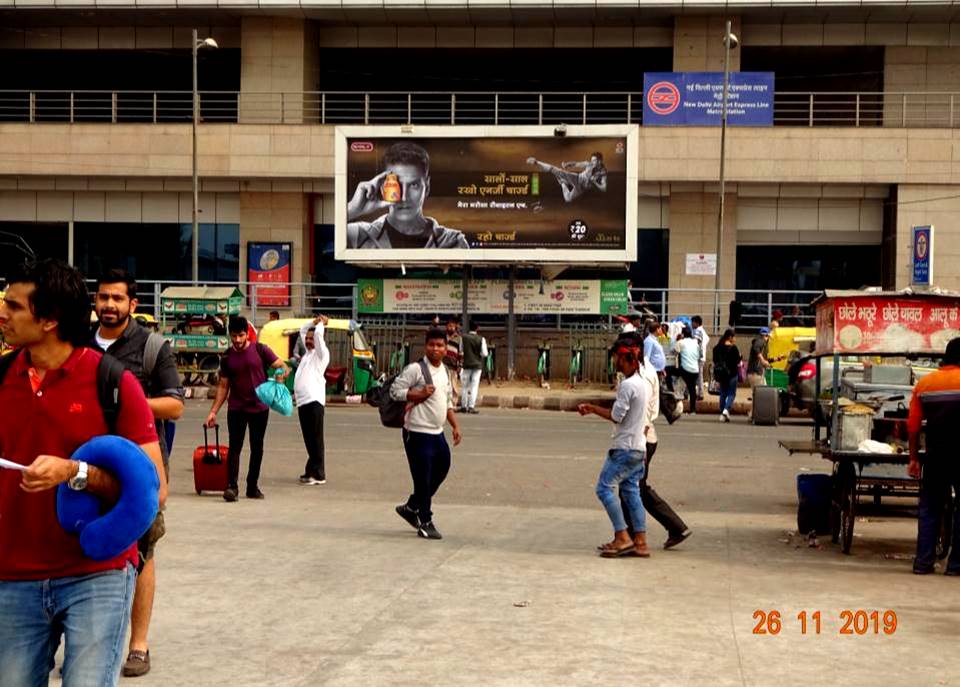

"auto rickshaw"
[259,318,376,396]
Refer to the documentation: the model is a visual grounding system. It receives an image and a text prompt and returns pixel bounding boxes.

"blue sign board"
[642,72,775,126]
[912,225,934,286]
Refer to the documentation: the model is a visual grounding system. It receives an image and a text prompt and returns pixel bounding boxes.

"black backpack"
[367,359,433,429]
[0,349,124,434]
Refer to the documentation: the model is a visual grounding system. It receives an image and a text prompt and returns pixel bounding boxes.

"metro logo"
[646,81,681,115]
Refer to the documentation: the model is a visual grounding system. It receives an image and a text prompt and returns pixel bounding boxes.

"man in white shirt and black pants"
[578,334,651,558]
[692,315,709,401]
[391,328,463,539]
[296,315,330,485]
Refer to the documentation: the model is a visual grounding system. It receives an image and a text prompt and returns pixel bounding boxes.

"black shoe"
[395,504,420,530]
[468,408,480,414]
[418,521,443,540]
[223,487,238,503]
[246,489,265,500]
[913,566,935,575]
[945,569,960,577]
[664,529,692,550]
[299,474,326,485]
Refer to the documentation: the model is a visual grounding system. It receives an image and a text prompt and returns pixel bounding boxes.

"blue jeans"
[0,564,136,687]
[596,448,647,533]
[914,460,960,573]
[719,377,738,414]
[402,429,452,522]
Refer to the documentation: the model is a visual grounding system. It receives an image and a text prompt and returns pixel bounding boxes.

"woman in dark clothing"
[712,329,742,422]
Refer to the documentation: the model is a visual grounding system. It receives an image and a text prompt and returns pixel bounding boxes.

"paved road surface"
[85,403,957,686]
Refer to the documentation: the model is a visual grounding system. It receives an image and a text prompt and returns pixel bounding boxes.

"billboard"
[247,242,292,307]
[911,225,934,286]
[335,125,638,263]
[643,72,774,126]
[356,278,629,315]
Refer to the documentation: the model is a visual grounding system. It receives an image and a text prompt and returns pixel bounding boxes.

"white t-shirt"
[610,372,650,452]
[641,361,660,445]
[294,322,330,407]
[678,338,700,374]
[389,359,452,435]
[94,330,117,351]
[694,326,710,362]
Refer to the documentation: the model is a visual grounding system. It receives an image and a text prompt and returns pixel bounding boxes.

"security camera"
[554,124,567,137]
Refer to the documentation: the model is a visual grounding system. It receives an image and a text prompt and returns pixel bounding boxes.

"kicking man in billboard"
[525,153,607,203]
[347,142,469,250]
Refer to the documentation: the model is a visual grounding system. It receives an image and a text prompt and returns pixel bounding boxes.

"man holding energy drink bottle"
[346,142,469,250]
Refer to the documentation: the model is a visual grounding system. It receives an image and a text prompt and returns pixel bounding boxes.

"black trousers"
[915,459,960,573]
[297,402,326,480]
[621,442,688,537]
[402,429,451,522]
[226,409,270,491]
[679,369,700,413]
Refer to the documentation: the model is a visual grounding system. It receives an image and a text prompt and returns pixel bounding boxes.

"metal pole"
[714,19,733,334]
[507,266,516,381]
[192,28,200,285]
[461,265,469,333]
[67,220,74,266]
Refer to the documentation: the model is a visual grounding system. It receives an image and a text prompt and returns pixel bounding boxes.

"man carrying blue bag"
[206,316,289,503]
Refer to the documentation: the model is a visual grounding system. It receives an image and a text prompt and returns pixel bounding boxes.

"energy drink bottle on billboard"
[382,174,401,202]
[531,173,540,195]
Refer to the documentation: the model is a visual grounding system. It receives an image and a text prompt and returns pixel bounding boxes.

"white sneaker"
[722,409,731,422]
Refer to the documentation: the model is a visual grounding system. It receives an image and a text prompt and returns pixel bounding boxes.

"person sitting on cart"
[907,336,960,576]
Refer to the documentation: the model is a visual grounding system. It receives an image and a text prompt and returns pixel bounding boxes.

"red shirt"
[0,347,158,580]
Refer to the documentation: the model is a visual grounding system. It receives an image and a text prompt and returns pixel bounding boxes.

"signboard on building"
[247,242,292,307]
[685,253,717,276]
[815,292,960,354]
[356,278,629,315]
[642,72,775,127]
[335,125,638,264]
[911,225,934,286]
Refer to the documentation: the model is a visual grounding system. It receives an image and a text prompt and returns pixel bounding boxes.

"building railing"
[2,90,960,128]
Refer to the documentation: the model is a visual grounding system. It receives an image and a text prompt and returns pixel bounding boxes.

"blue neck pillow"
[56,435,160,562]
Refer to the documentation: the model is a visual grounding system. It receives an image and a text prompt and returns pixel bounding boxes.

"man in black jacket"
[91,269,184,678]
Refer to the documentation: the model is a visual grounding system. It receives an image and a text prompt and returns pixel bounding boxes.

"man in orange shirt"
[907,337,960,576]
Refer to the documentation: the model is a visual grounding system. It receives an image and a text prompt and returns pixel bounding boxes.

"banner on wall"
[643,72,775,126]
[247,242,292,307]
[356,278,629,315]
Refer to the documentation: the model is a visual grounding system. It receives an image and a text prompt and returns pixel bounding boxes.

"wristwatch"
[68,461,89,491]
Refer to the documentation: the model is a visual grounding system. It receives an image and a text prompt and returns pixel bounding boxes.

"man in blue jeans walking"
[579,333,651,558]
[391,328,463,540]
[0,259,164,686]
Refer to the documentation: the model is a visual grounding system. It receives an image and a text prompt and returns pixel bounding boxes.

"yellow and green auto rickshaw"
[259,318,376,396]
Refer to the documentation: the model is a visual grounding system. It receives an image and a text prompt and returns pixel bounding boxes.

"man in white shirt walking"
[692,315,709,401]
[578,334,651,558]
[295,315,330,485]
[391,328,463,540]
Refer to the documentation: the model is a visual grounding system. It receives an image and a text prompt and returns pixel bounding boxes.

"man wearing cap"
[746,327,773,389]
[907,337,960,576]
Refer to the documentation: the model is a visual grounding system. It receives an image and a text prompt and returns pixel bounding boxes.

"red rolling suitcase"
[193,425,229,495]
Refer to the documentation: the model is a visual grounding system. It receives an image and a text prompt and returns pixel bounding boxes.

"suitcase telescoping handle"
[203,423,220,454]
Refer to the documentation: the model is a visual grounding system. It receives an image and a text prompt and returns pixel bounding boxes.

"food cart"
[780,289,958,556]
[159,286,243,385]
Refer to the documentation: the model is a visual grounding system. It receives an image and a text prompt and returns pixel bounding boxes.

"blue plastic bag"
[256,372,293,416]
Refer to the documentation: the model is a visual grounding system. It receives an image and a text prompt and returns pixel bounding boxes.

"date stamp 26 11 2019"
[752,610,898,636]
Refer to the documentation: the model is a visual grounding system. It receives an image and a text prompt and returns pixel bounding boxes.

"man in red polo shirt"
[0,259,164,686]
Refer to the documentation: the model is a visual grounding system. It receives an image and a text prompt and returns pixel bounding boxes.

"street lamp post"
[714,21,738,332]
[192,30,218,285]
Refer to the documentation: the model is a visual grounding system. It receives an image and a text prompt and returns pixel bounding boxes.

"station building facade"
[2,1,960,321]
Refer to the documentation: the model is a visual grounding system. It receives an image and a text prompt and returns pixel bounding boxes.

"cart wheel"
[840,469,857,554]
[937,488,955,561]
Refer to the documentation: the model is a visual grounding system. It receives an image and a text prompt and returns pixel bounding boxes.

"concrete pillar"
[667,191,737,330]
[894,184,960,290]
[239,191,311,287]
[673,16,741,72]
[240,17,318,124]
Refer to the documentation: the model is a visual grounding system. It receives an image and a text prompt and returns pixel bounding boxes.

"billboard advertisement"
[643,72,774,126]
[335,125,638,263]
[356,278,629,315]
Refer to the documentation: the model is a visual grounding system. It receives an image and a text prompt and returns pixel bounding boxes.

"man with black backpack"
[0,259,164,686]
[91,269,184,678]
[390,328,462,540]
